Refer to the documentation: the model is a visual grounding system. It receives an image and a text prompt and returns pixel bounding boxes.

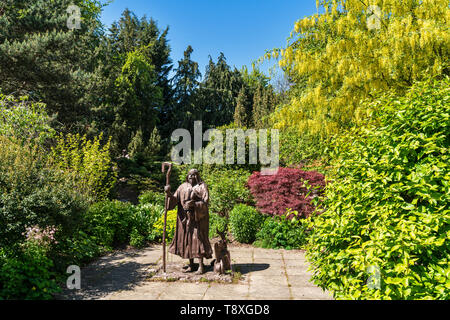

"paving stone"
[248,284,291,299]
[104,291,161,300]
[253,251,283,260]
[286,275,316,287]
[248,276,291,299]
[232,263,275,276]
[250,275,289,287]
[247,295,292,300]
[157,282,209,300]
[202,283,249,300]
[248,267,285,276]
[158,292,205,300]
[281,250,307,260]
[252,259,285,268]
[284,264,311,275]
[161,282,210,293]
[284,258,310,267]
[229,254,253,262]
[290,286,333,300]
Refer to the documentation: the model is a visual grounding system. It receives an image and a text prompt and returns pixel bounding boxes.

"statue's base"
[146,261,239,283]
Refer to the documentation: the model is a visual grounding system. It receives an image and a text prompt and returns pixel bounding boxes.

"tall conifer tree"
[0,0,103,130]
[234,85,251,127]
[170,45,202,131]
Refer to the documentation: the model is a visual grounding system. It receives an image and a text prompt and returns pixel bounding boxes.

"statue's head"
[186,169,202,186]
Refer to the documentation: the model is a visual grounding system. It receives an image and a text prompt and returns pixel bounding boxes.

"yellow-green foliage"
[307,78,449,299]
[0,94,55,146]
[50,133,117,201]
[0,136,87,246]
[151,209,177,243]
[0,136,42,189]
[269,0,448,142]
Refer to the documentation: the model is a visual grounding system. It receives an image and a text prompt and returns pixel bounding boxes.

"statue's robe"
[167,181,213,259]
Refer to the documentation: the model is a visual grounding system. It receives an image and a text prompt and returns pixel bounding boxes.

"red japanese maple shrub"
[247,167,326,218]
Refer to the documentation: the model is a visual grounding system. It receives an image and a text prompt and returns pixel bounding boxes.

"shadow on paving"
[232,263,270,275]
[56,247,160,300]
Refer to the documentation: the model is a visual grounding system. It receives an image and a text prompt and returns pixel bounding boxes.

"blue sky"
[99,0,319,80]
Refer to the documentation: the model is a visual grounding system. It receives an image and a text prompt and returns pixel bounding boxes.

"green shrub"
[127,127,162,164]
[178,166,253,216]
[209,212,229,239]
[208,168,253,217]
[50,133,117,202]
[116,159,179,197]
[308,77,450,300]
[50,230,102,270]
[138,190,165,206]
[130,228,146,248]
[83,200,135,250]
[131,203,164,246]
[0,94,55,146]
[0,136,88,248]
[229,204,265,244]
[81,201,167,250]
[149,209,177,243]
[145,126,162,160]
[279,128,327,166]
[254,210,308,249]
[128,129,146,163]
[0,243,60,300]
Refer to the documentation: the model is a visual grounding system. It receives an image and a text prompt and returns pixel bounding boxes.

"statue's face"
[187,170,199,186]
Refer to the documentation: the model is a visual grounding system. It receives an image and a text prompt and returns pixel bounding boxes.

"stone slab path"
[58,244,333,300]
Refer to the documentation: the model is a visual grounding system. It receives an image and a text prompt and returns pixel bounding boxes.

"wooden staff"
[161,162,172,273]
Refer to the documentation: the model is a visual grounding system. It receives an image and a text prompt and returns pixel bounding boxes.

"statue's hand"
[164,185,171,194]
[186,200,195,210]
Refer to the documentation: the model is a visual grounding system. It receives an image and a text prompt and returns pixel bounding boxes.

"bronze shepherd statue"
[164,169,213,274]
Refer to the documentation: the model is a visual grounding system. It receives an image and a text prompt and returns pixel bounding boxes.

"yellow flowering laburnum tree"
[269,0,448,157]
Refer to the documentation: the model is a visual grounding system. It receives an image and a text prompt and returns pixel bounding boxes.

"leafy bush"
[83,200,135,250]
[150,209,177,243]
[178,165,253,217]
[279,128,327,166]
[130,228,146,248]
[50,133,117,201]
[308,78,450,300]
[229,204,265,244]
[116,159,179,199]
[0,94,55,146]
[209,212,228,239]
[77,200,167,250]
[0,243,60,300]
[130,203,164,247]
[138,190,165,206]
[0,136,88,247]
[53,202,164,264]
[145,126,162,160]
[254,210,308,249]
[247,167,325,218]
[51,230,102,269]
[0,225,61,299]
[127,127,162,164]
[128,129,146,163]
[208,168,253,216]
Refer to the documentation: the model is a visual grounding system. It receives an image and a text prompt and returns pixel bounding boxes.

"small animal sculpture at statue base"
[213,228,231,274]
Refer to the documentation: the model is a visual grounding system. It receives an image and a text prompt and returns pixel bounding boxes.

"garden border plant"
[307,77,449,300]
